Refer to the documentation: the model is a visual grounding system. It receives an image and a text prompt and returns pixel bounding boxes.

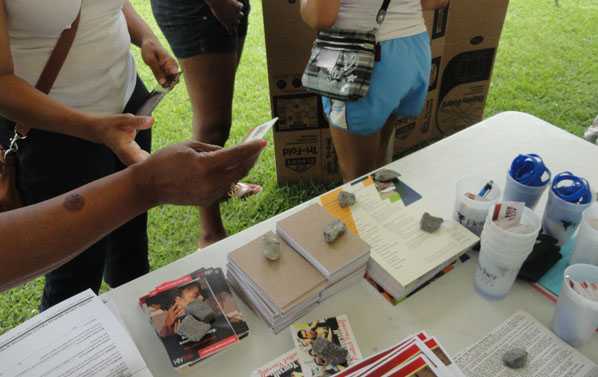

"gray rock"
[312,337,349,366]
[186,300,216,323]
[502,348,528,369]
[420,212,444,233]
[324,220,346,244]
[175,315,211,342]
[263,232,281,261]
[373,169,400,183]
[338,191,356,208]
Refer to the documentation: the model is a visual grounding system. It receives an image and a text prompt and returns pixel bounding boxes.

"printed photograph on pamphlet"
[252,350,304,377]
[291,315,361,377]
[139,268,248,369]
[365,169,422,206]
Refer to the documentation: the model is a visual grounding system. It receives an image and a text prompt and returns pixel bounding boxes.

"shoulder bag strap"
[376,0,392,26]
[14,9,82,137]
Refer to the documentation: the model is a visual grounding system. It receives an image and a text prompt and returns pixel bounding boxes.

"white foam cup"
[543,189,592,246]
[552,264,598,347]
[503,172,549,209]
[454,176,501,236]
[571,204,598,266]
[474,206,541,299]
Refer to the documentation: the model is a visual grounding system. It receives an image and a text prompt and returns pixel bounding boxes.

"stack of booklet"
[138,267,249,370]
[253,326,464,377]
[227,203,370,333]
[320,174,479,304]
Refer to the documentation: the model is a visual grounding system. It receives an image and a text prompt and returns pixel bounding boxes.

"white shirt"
[333,0,426,42]
[6,0,137,114]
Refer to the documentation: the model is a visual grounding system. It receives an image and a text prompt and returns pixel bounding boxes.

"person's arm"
[421,0,449,10]
[122,1,179,87]
[300,0,340,30]
[0,139,266,292]
[0,0,154,165]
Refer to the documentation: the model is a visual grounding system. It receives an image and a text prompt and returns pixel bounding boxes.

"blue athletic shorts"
[322,31,431,136]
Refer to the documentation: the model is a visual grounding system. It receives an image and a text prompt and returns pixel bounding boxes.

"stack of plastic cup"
[474,204,541,299]
[571,203,598,265]
[503,153,551,209]
[454,176,501,236]
[542,172,593,245]
[552,264,598,347]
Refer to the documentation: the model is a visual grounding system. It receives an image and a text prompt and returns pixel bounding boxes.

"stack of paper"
[455,311,598,377]
[138,267,249,370]
[253,327,464,377]
[329,332,464,377]
[0,290,153,377]
[321,175,479,303]
[228,204,370,333]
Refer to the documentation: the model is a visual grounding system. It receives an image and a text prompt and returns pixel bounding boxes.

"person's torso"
[6,0,136,114]
[334,0,426,41]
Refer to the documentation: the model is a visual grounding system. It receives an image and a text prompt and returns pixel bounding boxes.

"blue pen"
[478,180,494,199]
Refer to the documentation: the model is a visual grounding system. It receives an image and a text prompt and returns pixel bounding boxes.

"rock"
[324,220,346,244]
[338,191,356,208]
[186,300,216,323]
[263,232,281,261]
[502,348,528,370]
[373,169,400,183]
[312,337,349,366]
[420,212,444,233]
[176,315,211,342]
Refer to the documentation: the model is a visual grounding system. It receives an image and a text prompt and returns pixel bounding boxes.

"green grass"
[1,0,597,334]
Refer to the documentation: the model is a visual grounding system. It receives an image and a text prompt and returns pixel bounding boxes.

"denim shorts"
[322,32,432,136]
[151,0,250,59]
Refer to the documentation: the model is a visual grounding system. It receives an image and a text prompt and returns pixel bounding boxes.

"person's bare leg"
[378,116,397,166]
[180,42,245,247]
[329,126,382,182]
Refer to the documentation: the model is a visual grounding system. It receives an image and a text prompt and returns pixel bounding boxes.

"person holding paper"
[150,0,261,248]
[0,138,266,294]
[0,0,179,310]
[300,0,447,182]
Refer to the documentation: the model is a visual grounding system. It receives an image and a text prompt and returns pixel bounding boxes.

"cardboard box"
[263,0,509,184]
[433,0,510,136]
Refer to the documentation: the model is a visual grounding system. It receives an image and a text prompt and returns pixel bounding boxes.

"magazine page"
[383,355,444,377]
[252,350,304,377]
[139,267,248,369]
[291,315,362,377]
[455,311,598,377]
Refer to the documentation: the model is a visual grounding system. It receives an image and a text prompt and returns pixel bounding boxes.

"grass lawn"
[1,0,596,334]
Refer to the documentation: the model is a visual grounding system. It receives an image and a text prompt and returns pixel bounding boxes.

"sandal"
[227,182,262,200]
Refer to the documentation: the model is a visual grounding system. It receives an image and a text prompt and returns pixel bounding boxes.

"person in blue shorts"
[301,0,448,181]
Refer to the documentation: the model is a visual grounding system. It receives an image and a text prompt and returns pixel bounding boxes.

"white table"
[104,112,598,376]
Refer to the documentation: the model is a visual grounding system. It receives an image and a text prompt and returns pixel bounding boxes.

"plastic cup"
[542,189,592,246]
[454,176,501,236]
[474,206,541,299]
[503,172,549,209]
[552,264,598,347]
[571,204,598,265]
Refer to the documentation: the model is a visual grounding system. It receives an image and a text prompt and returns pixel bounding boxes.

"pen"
[478,180,494,199]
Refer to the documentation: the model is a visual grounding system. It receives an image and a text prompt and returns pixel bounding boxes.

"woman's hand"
[141,38,179,88]
[205,0,245,35]
[132,139,267,207]
[90,114,154,166]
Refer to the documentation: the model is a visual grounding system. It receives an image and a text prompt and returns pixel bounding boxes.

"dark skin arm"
[0,139,266,292]
[300,0,340,30]
[123,1,179,87]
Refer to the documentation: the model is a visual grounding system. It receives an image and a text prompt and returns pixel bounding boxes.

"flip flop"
[227,182,262,200]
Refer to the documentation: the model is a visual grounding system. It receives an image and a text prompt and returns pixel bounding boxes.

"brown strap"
[16,10,81,136]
